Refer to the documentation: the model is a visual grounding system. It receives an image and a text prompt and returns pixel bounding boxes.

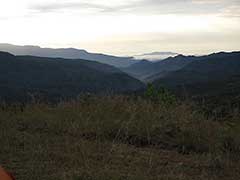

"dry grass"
[0,95,240,180]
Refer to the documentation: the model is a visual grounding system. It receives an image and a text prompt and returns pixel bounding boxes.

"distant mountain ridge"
[134,51,178,60]
[122,54,195,82]
[0,43,138,68]
[0,51,144,102]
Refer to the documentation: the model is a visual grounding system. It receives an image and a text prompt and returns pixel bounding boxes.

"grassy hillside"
[1,95,240,180]
[0,52,144,102]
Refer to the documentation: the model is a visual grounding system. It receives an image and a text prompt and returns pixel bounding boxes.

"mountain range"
[122,54,196,81]
[0,43,138,68]
[0,43,240,101]
[122,51,240,97]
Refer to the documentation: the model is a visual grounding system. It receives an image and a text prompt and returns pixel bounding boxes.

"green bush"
[145,83,176,106]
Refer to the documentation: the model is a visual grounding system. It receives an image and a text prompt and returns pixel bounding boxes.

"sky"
[0,0,240,56]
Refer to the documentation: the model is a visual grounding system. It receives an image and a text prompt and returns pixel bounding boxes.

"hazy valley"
[0,45,240,180]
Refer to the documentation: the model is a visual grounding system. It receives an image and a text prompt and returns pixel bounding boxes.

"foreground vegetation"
[0,95,240,180]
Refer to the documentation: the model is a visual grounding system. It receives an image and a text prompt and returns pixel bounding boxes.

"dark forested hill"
[0,51,144,101]
[0,43,138,68]
[153,51,240,96]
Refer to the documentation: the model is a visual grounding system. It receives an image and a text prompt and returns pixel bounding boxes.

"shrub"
[145,84,176,106]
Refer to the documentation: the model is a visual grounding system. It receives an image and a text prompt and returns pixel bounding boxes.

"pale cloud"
[221,4,240,18]
[0,0,239,55]
[28,0,240,17]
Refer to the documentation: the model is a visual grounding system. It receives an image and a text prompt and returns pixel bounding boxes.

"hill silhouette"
[153,51,240,96]
[0,51,144,102]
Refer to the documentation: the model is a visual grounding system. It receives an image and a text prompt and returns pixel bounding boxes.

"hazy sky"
[1,0,240,56]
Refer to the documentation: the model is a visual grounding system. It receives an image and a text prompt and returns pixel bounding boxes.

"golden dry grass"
[0,95,240,180]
